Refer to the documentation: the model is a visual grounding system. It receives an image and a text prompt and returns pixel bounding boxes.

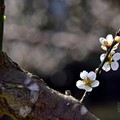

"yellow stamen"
[83,78,93,86]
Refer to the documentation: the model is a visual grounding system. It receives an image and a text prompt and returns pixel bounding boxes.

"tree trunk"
[0,52,100,120]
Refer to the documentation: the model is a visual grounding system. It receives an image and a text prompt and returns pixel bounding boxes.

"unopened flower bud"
[115,36,120,43]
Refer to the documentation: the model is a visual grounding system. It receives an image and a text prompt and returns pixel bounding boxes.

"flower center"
[83,78,93,86]
[104,41,112,48]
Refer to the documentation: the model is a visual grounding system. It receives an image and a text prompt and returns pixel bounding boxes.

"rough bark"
[0,52,100,120]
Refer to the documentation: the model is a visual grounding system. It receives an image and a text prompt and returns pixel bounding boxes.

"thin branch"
[0,0,5,52]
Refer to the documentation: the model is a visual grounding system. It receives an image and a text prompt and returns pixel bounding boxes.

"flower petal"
[110,50,115,55]
[111,61,119,71]
[80,70,88,79]
[102,62,110,72]
[113,53,120,61]
[91,80,100,87]
[87,71,96,80]
[84,86,92,92]
[99,37,106,45]
[76,80,84,89]
[100,54,106,62]
[106,34,113,44]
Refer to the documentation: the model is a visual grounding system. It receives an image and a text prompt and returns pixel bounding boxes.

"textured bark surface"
[0,52,100,120]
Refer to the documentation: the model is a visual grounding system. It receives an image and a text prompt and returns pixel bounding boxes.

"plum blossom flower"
[99,34,119,51]
[76,71,99,92]
[100,51,120,72]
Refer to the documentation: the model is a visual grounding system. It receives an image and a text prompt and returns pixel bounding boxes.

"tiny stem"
[80,91,87,103]
[0,0,5,53]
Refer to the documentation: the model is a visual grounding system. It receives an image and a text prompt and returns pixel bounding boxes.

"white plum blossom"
[76,71,99,92]
[99,34,119,51]
[100,51,120,72]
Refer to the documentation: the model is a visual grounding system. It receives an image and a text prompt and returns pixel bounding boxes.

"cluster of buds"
[76,31,120,94]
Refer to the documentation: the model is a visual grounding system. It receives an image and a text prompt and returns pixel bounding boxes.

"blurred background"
[2,0,120,119]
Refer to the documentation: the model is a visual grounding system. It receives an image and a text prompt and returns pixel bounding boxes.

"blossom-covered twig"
[76,31,120,103]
